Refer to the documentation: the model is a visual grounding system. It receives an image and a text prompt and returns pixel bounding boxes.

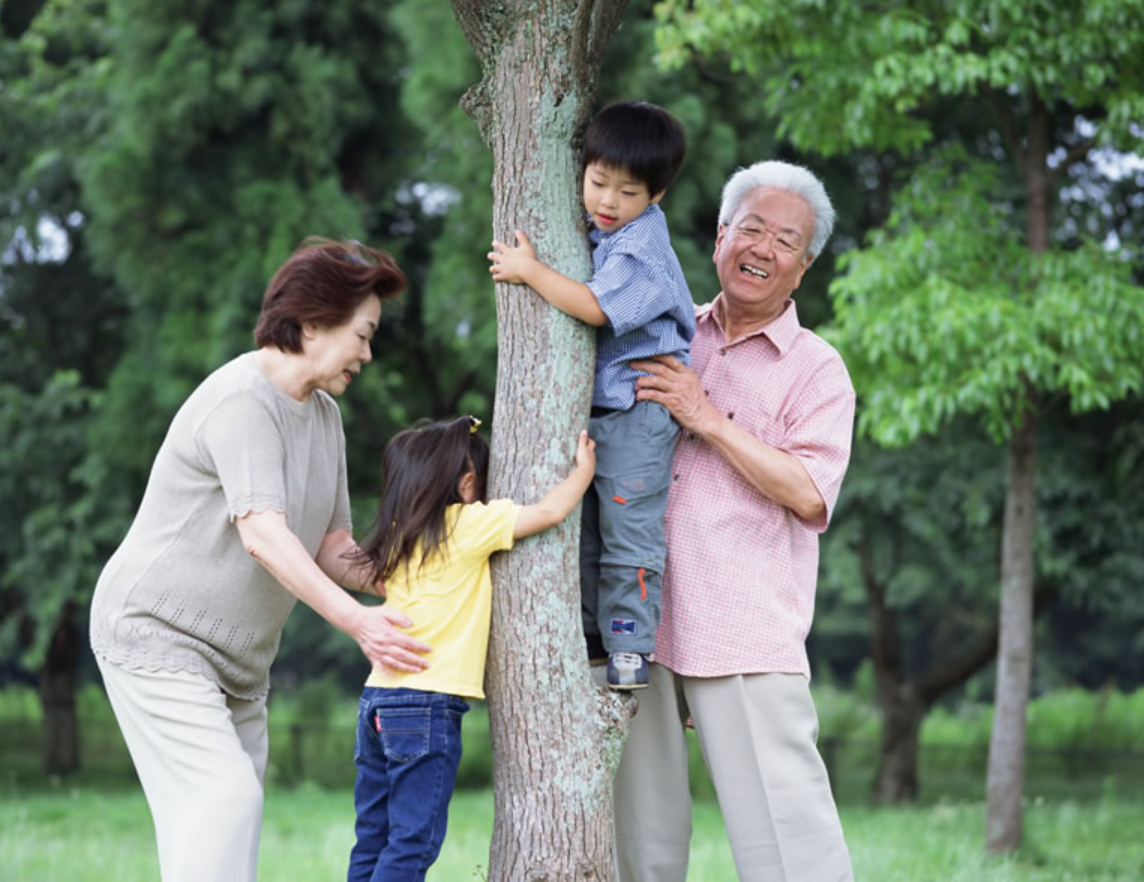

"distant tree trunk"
[40,605,80,776]
[985,90,1049,852]
[449,2,633,879]
[985,406,1038,850]
[858,536,1000,803]
[874,685,925,802]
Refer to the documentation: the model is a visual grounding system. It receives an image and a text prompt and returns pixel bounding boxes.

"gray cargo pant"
[580,400,680,655]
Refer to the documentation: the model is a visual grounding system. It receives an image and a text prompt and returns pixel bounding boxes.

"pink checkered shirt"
[656,296,855,679]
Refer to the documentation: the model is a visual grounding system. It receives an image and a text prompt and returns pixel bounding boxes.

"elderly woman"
[89,239,430,882]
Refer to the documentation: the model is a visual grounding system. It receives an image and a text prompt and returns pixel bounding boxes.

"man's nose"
[750,230,777,256]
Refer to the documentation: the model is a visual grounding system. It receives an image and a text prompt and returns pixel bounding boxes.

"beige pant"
[96,657,269,882]
[612,663,853,882]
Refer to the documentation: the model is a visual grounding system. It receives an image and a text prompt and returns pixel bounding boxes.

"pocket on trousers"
[605,467,673,506]
[377,707,431,763]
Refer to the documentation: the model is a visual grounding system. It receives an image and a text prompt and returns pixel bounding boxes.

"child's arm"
[513,430,596,539]
[488,231,608,327]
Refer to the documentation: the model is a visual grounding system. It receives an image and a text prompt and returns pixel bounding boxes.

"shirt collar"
[698,295,802,356]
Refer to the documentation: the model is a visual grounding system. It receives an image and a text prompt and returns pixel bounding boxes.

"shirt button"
[719,349,727,356]
[673,474,680,481]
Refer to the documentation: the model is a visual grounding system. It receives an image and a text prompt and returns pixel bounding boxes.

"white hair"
[718,161,836,258]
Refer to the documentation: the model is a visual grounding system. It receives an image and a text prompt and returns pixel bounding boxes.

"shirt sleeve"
[589,250,680,337]
[195,393,288,521]
[454,499,521,559]
[783,356,856,534]
[328,406,353,534]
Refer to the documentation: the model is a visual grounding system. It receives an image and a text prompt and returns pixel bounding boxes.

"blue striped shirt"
[588,204,695,410]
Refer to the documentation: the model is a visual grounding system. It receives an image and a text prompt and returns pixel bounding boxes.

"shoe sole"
[607,681,649,691]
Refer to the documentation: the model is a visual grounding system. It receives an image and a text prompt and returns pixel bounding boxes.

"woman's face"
[303,295,382,397]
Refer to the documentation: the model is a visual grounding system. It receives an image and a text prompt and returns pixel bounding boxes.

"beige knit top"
[90,352,352,698]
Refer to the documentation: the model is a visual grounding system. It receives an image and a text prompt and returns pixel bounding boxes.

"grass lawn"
[2,783,1142,881]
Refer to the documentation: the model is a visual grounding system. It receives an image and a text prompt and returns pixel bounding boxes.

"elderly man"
[620,161,856,882]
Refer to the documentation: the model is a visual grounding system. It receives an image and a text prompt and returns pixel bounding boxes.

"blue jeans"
[347,688,469,882]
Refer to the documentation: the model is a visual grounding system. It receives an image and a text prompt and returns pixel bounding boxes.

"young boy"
[487,100,694,690]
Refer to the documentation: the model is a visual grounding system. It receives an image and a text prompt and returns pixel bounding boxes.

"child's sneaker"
[607,652,649,690]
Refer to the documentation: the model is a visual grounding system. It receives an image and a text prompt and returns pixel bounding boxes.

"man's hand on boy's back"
[488,230,539,285]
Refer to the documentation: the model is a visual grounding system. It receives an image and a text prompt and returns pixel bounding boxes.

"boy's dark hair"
[582,100,687,196]
[254,238,405,354]
[351,416,490,585]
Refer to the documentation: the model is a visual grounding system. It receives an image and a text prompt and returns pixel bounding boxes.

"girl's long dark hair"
[352,416,490,585]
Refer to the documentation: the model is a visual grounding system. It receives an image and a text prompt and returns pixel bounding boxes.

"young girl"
[345,415,595,882]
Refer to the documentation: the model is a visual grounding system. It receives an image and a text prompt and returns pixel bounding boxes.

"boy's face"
[582,162,663,234]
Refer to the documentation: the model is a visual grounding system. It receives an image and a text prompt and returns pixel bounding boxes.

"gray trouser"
[580,401,679,655]
[611,664,855,882]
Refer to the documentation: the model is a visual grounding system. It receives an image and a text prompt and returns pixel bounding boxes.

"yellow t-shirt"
[365,499,520,700]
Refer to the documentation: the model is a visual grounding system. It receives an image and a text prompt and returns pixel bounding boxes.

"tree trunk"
[873,684,924,802]
[40,605,80,776]
[858,533,995,803]
[985,90,1048,852]
[985,404,1037,851]
[449,3,633,879]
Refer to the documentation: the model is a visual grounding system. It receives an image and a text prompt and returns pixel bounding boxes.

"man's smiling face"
[714,187,816,324]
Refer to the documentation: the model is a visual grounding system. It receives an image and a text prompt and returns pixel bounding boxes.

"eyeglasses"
[732,221,804,257]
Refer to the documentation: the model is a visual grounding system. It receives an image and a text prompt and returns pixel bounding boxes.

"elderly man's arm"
[633,355,826,521]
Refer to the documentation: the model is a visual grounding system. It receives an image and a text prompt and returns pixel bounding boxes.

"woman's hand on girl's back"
[352,604,433,672]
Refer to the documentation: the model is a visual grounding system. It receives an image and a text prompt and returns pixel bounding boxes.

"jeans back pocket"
[377,707,431,763]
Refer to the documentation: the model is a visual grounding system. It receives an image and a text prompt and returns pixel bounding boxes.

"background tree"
[446,2,636,878]
[0,0,123,774]
[656,0,1144,850]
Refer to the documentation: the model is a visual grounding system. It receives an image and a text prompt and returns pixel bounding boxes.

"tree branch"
[988,88,1024,168]
[584,0,631,70]
[916,585,1055,703]
[855,534,902,692]
[449,0,510,69]
[1048,137,1096,181]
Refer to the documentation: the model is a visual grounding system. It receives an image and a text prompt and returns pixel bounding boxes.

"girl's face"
[458,470,479,504]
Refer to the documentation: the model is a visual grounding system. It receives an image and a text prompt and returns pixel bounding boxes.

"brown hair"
[349,416,490,584]
[254,238,405,353]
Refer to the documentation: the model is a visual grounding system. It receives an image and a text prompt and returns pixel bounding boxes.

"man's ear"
[792,252,816,291]
[713,223,728,263]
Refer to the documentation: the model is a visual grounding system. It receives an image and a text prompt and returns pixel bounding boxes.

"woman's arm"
[235,511,430,671]
[513,431,596,539]
[316,529,384,596]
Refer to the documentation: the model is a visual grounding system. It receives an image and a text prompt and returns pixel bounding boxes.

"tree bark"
[985,90,1049,852]
[859,535,1001,803]
[449,2,633,879]
[40,605,80,776]
[985,403,1038,850]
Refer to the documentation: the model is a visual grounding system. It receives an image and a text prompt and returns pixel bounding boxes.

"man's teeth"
[742,265,769,279]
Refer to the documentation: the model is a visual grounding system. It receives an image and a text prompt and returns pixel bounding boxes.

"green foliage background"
[2,0,1143,715]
